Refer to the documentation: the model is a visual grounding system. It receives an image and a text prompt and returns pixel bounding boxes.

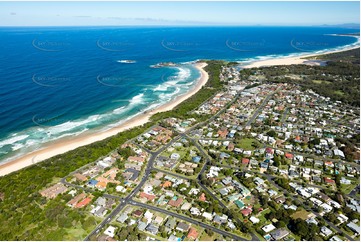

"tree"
[267,130,277,137]
[205,229,214,236]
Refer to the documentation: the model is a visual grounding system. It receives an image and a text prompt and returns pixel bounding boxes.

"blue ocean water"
[0,26,359,163]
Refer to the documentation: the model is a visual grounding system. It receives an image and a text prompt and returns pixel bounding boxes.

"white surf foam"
[0,134,29,148]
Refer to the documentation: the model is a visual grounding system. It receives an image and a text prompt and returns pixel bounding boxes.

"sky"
[0,1,360,26]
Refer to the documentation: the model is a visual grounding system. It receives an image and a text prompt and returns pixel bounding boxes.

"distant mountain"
[317,23,360,29]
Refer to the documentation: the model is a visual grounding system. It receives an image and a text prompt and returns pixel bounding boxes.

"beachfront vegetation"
[0,60,225,240]
[240,48,360,106]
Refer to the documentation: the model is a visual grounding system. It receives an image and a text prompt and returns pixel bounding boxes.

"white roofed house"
[104,225,116,238]
[333,149,345,159]
[337,214,348,224]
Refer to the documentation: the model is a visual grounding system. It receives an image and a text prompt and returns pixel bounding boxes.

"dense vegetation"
[0,60,225,240]
[240,48,360,106]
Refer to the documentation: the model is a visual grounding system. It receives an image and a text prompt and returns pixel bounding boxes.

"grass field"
[340,183,358,194]
[334,90,345,96]
[236,138,260,150]
[291,209,311,220]
[312,80,331,84]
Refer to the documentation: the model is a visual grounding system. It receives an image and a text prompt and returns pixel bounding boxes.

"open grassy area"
[291,209,311,220]
[256,208,271,225]
[334,90,345,96]
[236,138,261,150]
[199,231,223,241]
[340,183,358,194]
[63,222,88,240]
[312,80,331,84]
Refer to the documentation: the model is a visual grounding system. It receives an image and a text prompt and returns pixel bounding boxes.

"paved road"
[280,106,289,124]
[131,200,247,241]
[245,90,278,127]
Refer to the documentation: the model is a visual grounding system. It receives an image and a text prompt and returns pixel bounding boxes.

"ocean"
[0,26,359,163]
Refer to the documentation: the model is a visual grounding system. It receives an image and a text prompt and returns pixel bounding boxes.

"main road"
[83,86,264,241]
[130,200,247,241]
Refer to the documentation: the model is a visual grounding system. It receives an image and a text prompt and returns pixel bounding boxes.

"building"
[187,227,199,240]
[117,213,128,223]
[165,218,176,230]
[67,193,86,207]
[146,223,159,235]
[270,228,289,240]
[75,197,92,208]
[250,216,260,224]
[321,226,333,237]
[40,183,68,199]
[168,197,183,207]
[104,226,116,237]
[176,222,190,232]
[262,224,276,233]
[347,222,360,234]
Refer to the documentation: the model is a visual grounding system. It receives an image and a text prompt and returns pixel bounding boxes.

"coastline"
[0,62,209,176]
[0,42,359,176]
[242,45,359,68]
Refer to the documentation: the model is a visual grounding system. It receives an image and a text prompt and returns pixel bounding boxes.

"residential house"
[176,222,190,232]
[40,183,68,199]
[187,227,199,240]
[104,226,116,237]
[270,228,289,240]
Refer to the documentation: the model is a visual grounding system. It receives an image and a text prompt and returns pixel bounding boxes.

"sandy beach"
[0,43,359,176]
[242,45,359,68]
[0,62,209,176]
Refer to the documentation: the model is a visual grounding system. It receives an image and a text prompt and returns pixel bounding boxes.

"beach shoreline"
[0,62,209,176]
[241,45,359,68]
[0,43,359,176]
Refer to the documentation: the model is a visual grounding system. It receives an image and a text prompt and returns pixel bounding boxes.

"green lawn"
[340,183,358,195]
[334,90,345,96]
[236,138,261,150]
[63,222,89,240]
[256,208,271,225]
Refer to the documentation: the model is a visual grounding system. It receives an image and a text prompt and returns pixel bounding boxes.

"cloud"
[73,15,92,18]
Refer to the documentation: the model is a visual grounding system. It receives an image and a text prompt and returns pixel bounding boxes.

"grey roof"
[95,197,107,207]
[176,222,190,231]
[95,207,107,217]
[165,218,176,229]
[213,215,227,224]
[347,222,360,233]
[117,213,128,223]
[138,222,147,231]
[219,188,228,196]
[125,168,140,181]
[270,228,290,240]
[146,223,159,234]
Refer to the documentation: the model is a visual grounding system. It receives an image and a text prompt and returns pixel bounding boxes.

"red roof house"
[187,227,199,240]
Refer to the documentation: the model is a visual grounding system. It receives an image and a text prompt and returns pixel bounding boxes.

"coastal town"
[30,56,360,241]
